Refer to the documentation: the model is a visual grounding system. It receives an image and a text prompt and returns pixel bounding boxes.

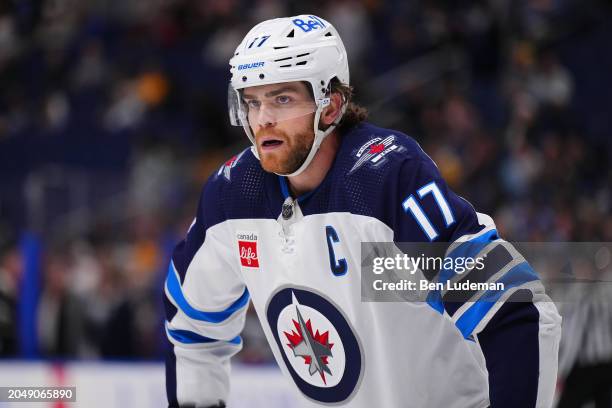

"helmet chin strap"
[275,101,347,178]
[242,97,347,179]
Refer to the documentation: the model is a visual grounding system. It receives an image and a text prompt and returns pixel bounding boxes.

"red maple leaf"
[369,144,385,154]
[283,318,334,379]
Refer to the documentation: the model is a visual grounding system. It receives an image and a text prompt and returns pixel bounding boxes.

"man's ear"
[320,92,344,126]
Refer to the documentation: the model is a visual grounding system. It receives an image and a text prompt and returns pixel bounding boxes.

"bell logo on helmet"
[292,16,326,33]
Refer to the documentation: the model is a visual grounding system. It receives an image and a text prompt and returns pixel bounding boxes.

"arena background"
[0,0,611,407]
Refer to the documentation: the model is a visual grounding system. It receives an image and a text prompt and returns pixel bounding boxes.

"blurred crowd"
[0,0,611,403]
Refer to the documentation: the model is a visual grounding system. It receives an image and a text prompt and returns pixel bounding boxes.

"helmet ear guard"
[228,15,349,177]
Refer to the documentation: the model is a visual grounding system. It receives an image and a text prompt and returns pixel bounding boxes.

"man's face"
[242,81,316,174]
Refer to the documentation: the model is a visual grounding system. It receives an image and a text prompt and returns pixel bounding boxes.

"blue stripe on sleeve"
[166,324,242,345]
[426,229,498,314]
[438,229,499,285]
[443,244,515,316]
[426,291,445,314]
[454,262,539,338]
[166,262,250,323]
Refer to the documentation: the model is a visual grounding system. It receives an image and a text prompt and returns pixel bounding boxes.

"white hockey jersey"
[164,123,561,408]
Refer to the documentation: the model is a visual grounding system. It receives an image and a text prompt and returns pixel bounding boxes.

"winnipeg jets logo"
[277,293,345,388]
[267,287,363,403]
[284,304,334,384]
[349,135,403,174]
[218,150,246,181]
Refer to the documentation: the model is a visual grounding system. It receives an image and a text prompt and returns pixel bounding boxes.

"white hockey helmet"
[228,15,349,177]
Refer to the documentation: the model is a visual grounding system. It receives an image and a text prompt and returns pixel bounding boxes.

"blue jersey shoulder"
[171,148,267,282]
[192,122,480,244]
[297,122,430,225]
[198,147,273,230]
[338,122,426,177]
[323,122,481,241]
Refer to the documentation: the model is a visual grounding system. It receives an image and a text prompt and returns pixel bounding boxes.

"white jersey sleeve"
[393,151,562,408]
[164,178,249,407]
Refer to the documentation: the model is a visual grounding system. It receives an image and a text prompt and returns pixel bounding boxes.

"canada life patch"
[349,135,404,174]
[237,231,259,268]
[266,287,363,403]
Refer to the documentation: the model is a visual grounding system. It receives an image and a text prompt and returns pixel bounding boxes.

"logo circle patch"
[266,287,363,404]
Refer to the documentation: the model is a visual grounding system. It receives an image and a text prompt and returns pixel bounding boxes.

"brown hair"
[328,77,368,134]
[305,78,368,134]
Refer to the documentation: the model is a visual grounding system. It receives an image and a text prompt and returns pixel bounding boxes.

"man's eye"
[276,95,292,104]
[246,100,261,109]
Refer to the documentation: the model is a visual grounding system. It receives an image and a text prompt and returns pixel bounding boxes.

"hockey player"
[164,15,561,408]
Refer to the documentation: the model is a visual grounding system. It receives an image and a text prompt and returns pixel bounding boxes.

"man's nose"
[256,104,277,127]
